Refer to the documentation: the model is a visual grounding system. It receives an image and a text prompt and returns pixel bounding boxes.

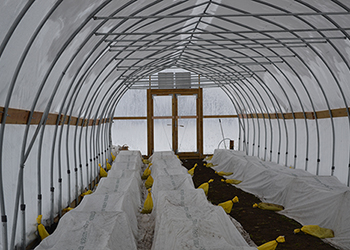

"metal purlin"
[11,2,100,248]
[177,58,257,156]
[178,59,268,156]
[105,66,246,157]
[216,6,308,167]
[5,1,112,247]
[192,63,278,161]
[253,0,345,176]
[209,0,346,169]
[295,0,350,177]
[47,0,142,220]
[0,1,45,249]
[61,46,112,204]
[181,24,286,164]
[231,75,271,159]
[181,44,276,160]
[204,70,260,155]
[222,79,258,155]
[237,76,272,160]
[48,0,156,218]
[64,0,348,186]
[205,3,294,166]
[78,0,340,179]
[63,0,348,180]
[205,75,251,154]
[251,0,327,175]
[186,64,271,157]
[242,1,319,172]
[208,2,308,166]
[251,0,310,172]
[78,1,221,138]
[47,8,113,222]
[328,0,350,186]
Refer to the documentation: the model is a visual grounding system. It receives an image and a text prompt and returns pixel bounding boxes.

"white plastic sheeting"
[242,116,350,186]
[209,149,350,250]
[149,151,256,250]
[0,125,95,248]
[35,150,143,250]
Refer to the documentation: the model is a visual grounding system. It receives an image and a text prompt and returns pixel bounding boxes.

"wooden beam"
[114,114,238,120]
[113,116,147,120]
[0,107,109,126]
[238,107,350,120]
[203,114,238,119]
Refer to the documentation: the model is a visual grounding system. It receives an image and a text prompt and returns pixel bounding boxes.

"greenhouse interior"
[1,0,350,249]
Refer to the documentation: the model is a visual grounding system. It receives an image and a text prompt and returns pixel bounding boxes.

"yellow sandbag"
[111,152,116,161]
[145,175,154,189]
[99,163,108,178]
[62,207,73,213]
[188,163,197,176]
[81,190,92,197]
[142,159,150,164]
[257,236,285,250]
[204,155,213,161]
[106,159,112,170]
[215,171,233,176]
[142,166,151,180]
[203,162,217,168]
[253,202,284,211]
[37,215,49,240]
[141,188,153,214]
[221,179,242,185]
[218,196,239,213]
[294,225,334,239]
[197,179,214,196]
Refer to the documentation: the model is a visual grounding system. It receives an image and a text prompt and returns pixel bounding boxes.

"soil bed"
[182,159,338,250]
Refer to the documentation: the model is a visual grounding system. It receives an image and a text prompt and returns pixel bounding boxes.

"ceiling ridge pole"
[173,0,213,66]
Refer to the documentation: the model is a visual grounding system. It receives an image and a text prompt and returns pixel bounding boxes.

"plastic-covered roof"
[1,0,350,249]
[1,0,350,115]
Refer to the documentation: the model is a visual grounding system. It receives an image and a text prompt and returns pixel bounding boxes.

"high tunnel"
[1,0,350,249]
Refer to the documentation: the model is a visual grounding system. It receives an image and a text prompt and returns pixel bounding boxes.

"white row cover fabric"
[209,149,350,250]
[74,192,139,238]
[107,168,141,181]
[152,199,256,250]
[149,151,256,250]
[94,175,141,197]
[114,150,143,170]
[151,166,188,179]
[149,151,178,162]
[35,150,143,250]
[152,174,195,199]
[151,157,184,170]
[35,211,137,250]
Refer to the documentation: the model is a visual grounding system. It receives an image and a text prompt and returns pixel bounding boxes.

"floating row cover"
[149,151,256,249]
[209,149,350,250]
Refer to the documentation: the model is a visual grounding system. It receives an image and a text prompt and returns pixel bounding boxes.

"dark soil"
[182,159,339,250]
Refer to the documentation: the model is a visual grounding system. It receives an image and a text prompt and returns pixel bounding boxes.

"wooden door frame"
[147,88,203,158]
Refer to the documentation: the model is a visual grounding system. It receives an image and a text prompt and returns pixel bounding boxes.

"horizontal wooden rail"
[113,114,238,120]
[0,107,110,126]
[238,107,350,120]
[113,108,350,121]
